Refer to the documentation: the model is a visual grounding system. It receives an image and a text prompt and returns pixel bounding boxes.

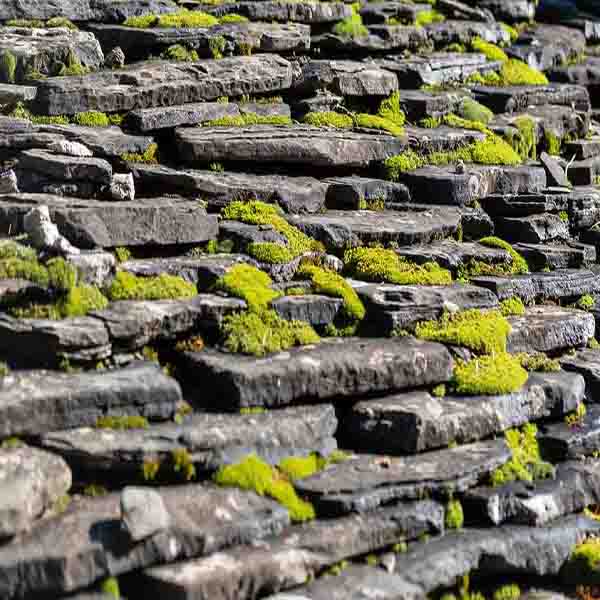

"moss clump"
[0,257,49,286]
[0,240,37,262]
[47,257,76,292]
[344,246,452,285]
[219,13,248,23]
[100,576,120,599]
[302,111,354,128]
[577,294,596,310]
[452,353,528,395]
[458,98,494,125]
[5,18,44,27]
[204,113,292,127]
[493,585,520,600]
[491,423,553,486]
[565,402,587,428]
[0,51,17,84]
[332,13,368,38]
[415,9,445,27]
[222,309,319,356]
[517,352,560,373]
[215,264,280,312]
[108,271,197,301]
[56,50,89,77]
[471,37,508,62]
[511,116,537,161]
[125,10,219,28]
[46,17,77,29]
[278,454,323,481]
[114,247,132,263]
[120,143,158,164]
[500,59,549,86]
[432,383,446,398]
[445,498,464,529]
[122,14,158,27]
[59,284,109,317]
[214,454,315,522]
[161,44,199,61]
[544,129,562,156]
[377,91,406,127]
[500,296,525,317]
[95,415,149,430]
[470,135,522,165]
[208,35,226,59]
[415,309,511,355]
[353,113,404,136]
[247,242,295,264]
[172,448,196,481]
[562,539,600,585]
[478,237,529,274]
[500,22,519,43]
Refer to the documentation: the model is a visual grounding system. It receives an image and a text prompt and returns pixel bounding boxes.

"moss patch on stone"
[452,353,528,395]
[471,37,508,62]
[302,111,354,128]
[457,98,494,125]
[108,271,197,301]
[332,12,368,38]
[95,415,149,430]
[204,113,292,127]
[377,91,406,127]
[120,143,158,164]
[500,296,525,317]
[478,236,529,274]
[517,352,560,373]
[445,498,464,529]
[124,10,219,28]
[215,263,279,312]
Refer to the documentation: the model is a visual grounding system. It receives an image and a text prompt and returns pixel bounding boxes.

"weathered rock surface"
[0,362,181,438]
[512,243,591,271]
[120,486,171,541]
[325,176,411,209]
[493,213,570,244]
[560,348,600,401]
[180,337,454,410]
[272,294,343,327]
[211,1,352,23]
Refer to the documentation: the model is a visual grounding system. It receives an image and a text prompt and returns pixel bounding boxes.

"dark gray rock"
[343,371,584,454]
[493,213,570,244]
[512,243,591,271]
[356,282,499,335]
[460,206,495,239]
[0,362,181,438]
[138,501,441,600]
[424,19,510,47]
[0,83,36,106]
[0,446,71,540]
[471,268,600,302]
[561,348,600,402]
[325,176,410,210]
[398,89,462,122]
[295,439,510,515]
[406,125,486,155]
[567,155,600,187]
[360,1,429,25]
[69,250,117,288]
[0,194,218,249]
[437,0,495,21]
[175,125,407,169]
[464,460,600,526]
[480,193,568,218]
[180,336,454,410]
[34,55,294,115]
[272,294,342,327]
[540,151,570,187]
[211,0,352,23]
[131,164,326,214]
[470,0,535,21]
[41,404,338,476]
[564,137,600,160]
[287,208,461,252]
[507,306,595,354]
[0,484,289,600]
[91,295,245,351]
[219,221,288,253]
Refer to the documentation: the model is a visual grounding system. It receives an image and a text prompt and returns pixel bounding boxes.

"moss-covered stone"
[500,296,525,317]
[302,111,354,129]
[95,415,149,430]
[377,91,406,127]
[500,59,549,86]
[215,263,279,312]
[562,539,600,585]
[415,9,445,27]
[478,236,529,274]
[471,37,508,62]
[247,242,295,264]
[353,113,404,136]
[457,98,494,125]
[445,498,464,530]
[204,113,292,127]
[544,129,562,156]
[511,116,537,161]
[452,353,528,395]
[59,284,109,317]
[124,9,219,28]
[219,13,249,23]
[108,271,197,301]
[120,143,158,164]
[493,584,521,600]
[517,352,560,373]
[161,44,199,62]
[0,51,17,84]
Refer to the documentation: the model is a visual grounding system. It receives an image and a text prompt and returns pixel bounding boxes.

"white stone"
[46,140,93,157]
[110,173,135,201]
[23,205,80,255]
[121,486,171,542]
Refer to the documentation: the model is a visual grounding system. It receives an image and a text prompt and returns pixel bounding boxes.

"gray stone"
[34,55,294,115]
[356,282,499,335]
[0,169,18,194]
[424,19,510,47]
[564,137,600,160]
[0,194,219,249]
[175,125,407,169]
[0,362,181,438]
[180,336,454,410]
[0,485,289,600]
[472,0,535,21]
[0,445,71,540]
[211,1,352,23]
[109,173,135,202]
[437,0,495,21]
[0,83,36,105]
[23,205,80,255]
[294,439,510,515]
[480,193,568,218]
[397,89,462,122]
[138,501,441,600]
[493,213,570,244]
[272,294,342,327]
[287,208,461,252]
[67,250,116,288]
[540,151,570,187]
[131,164,326,214]
[104,46,125,69]
[343,371,584,454]
[359,1,430,25]
[507,306,595,354]
[561,348,600,402]
[567,156,600,187]
[120,487,171,541]
[46,139,93,157]
[325,176,411,210]
[512,243,590,271]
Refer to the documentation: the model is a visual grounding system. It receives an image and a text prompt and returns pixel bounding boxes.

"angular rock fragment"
[272,294,342,327]
[325,176,410,210]
[425,20,509,47]
[540,151,570,188]
[512,243,591,271]
[180,337,454,410]
[493,214,570,244]
[120,487,171,541]
[561,349,600,402]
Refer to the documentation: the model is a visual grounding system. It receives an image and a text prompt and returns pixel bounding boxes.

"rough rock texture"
[560,348,600,401]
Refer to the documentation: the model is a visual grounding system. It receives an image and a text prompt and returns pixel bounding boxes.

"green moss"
[5,18,44,27]
[240,406,265,415]
[458,98,494,125]
[558,210,569,222]
[209,35,226,59]
[237,41,253,56]
[302,111,354,129]
[415,309,512,355]
[161,44,199,61]
[0,51,17,84]
[577,294,596,310]
[332,13,368,38]
[122,14,159,27]
[353,113,404,136]
[204,113,292,127]
[219,13,248,23]
[47,257,76,292]
[215,263,279,312]
[493,585,520,600]
[511,116,537,161]
[100,577,120,599]
[214,454,316,522]
[10,303,62,320]
[278,454,323,480]
[209,161,224,172]
[432,383,446,398]
[57,50,89,77]
[0,362,8,377]
[377,91,406,127]
[471,37,508,62]
[95,415,149,430]
[125,9,218,28]
[46,17,77,29]
[358,197,386,211]
[120,143,158,164]
[31,115,70,125]
[562,539,600,585]
[344,246,452,285]
[500,59,549,86]
[172,448,196,481]
[114,247,132,263]
[415,9,445,26]
[544,129,562,156]
[0,258,49,287]
[469,135,521,165]
[478,237,529,274]
[142,457,161,481]
[108,271,197,301]
[445,498,464,529]
[452,353,528,395]
[0,240,37,262]
[59,284,109,317]
[500,22,519,43]
[1,436,22,449]
[420,116,441,129]
[500,296,525,316]
[565,402,587,428]
[247,242,295,264]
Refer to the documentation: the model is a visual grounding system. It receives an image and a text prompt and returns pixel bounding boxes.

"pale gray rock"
[121,486,171,541]
[109,173,135,202]
[23,205,79,255]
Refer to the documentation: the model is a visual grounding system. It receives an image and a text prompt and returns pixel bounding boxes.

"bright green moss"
[298,264,365,321]
[500,22,519,43]
[445,498,464,529]
[56,50,89,77]
[0,51,16,84]
[302,111,354,129]
[577,294,596,310]
[0,240,37,262]
[47,257,76,292]
[544,129,562,156]
[100,577,120,599]
[500,59,549,86]
[219,13,249,23]
[108,271,197,301]
[161,44,199,61]
[458,98,494,125]
[31,115,70,125]
[214,454,316,522]
[123,14,158,27]
[278,454,323,480]
[172,448,196,481]
[377,91,406,127]
[442,114,491,133]
[125,10,219,28]
[415,309,512,355]
[5,18,44,27]
[222,309,319,356]
[517,352,560,373]
[247,242,295,264]
[493,585,521,600]
[562,539,600,585]
[59,284,109,317]
[120,143,158,164]
[215,263,279,312]
[478,237,529,274]
[353,113,404,136]
[500,296,525,316]
[332,13,368,38]
[46,17,78,29]
[511,116,537,161]
[471,37,508,62]
[415,9,445,27]
[209,35,226,59]
[385,150,424,178]
[204,113,292,127]
[420,116,441,129]
[452,353,527,395]
[114,247,132,263]
[344,246,452,285]
[469,134,521,165]
[432,383,446,398]
[95,415,149,430]
[10,303,62,320]
[0,258,49,286]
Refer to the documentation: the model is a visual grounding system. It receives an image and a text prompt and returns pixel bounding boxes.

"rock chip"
[120,486,171,541]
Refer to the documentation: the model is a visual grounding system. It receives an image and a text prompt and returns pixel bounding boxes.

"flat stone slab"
[90,295,245,351]
[507,306,595,354]
[564,137,600,160]
[272,294,343,327]
[355,282,499,334]
[210,0,352,23]
[392,515,600,593]
[513,243,591,271]
[0,362,181,438]
[0,446,71,540]
[325,176,411,210]
[180,336,453,410]
[0,484,289,600]
[493,213,570,244]
[471,268,600,302]
[175,125,407,169]
[0,194,218,249]
[294,439,510,515]
[560,348,600,402]
[479,192,568,218]
[131,164,326,214]
[287,208,461,252]
[41,404,338,476]
[464,460,600,526]
[138,501,441,600]
[0,26,104,83]
[424,19,509,47]
[0,313,111,367]
[343,371,584,454]
[34,54,294,116]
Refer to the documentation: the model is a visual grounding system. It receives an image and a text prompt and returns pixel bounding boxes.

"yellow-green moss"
[415,9,445,27]
[565,402,587,428]
[204,113,292,127]
[511,116,537,161]
[0,240,37,261]
[247,242,295,264]
[46,16,77,29]
[471,37,508,62]
[452,353,528,395]
[344,246,452,285]
[500,23,519,43]
[377,91,406,127]
[222,309,319,356]
[445,498,464,529]
[432,383,446,398]
[59,284,109,317]
[172,448,196,481]
[125,9,219,28]
[114,247,132,263]
[500,296,525,316]
[577,294,596,310]
[100,577,120,599]
[0,51,16,84]
[5,18,44,27]
[219,13,248,23]
[120,143,158,164]
[95,415,149,430]
[458,98,494,125]
[500,59,549,86]
[161,44,199,62]
[214,454,315,522]
[353,113,404,136]
[108,271,197,301]
[0,257,49,286]
[56,50,89,77]
[517,352,560,373]
[209,35,226,59]
[478,236,529,274]
[215,263,279,312]
[333,12,368,38]
[278,454,323,480]
[47,257,76,292]
[493,585,521,600]
[302,111,354,129]
[562,539,600,585]
[72,111,110,127]
[544,129,562,156]
[415,309,512,355]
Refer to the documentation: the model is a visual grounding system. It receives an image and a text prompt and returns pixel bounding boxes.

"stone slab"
[210,1,352,23]
[561,348,600,402]
[271,294,342,327]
